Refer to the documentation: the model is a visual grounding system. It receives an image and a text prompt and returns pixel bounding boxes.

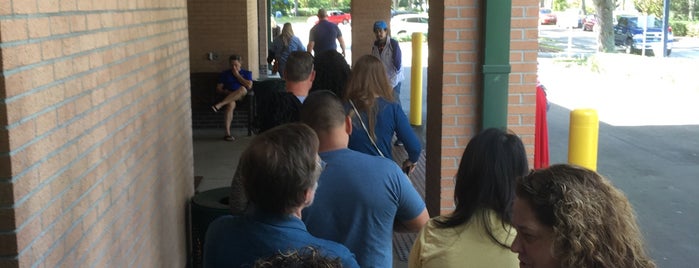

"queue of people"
[204,13,656,268]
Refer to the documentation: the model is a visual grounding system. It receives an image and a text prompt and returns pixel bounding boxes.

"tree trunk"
[593,0,617,52]
[689,0,695,21]
[582,0,587,14]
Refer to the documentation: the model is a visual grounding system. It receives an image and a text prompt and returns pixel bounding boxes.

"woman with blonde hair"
[272,22,305,78]
[344,55,421,173]
[511,164,656,268]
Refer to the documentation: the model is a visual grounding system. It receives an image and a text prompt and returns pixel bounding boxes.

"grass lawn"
[275,16,310,24]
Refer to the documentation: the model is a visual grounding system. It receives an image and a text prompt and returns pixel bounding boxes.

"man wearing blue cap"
[371,20,404,107]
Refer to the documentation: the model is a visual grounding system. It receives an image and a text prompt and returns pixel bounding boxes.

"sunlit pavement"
[538,53,699,127]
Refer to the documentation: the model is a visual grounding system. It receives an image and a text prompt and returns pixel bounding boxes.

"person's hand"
[402,160,416,175]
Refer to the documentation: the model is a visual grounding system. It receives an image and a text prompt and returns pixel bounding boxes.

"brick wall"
[510,0,540,163]
[0,0,194,267]
[187,0,260,77]
[423,0,539,215]
[350,1,392,64]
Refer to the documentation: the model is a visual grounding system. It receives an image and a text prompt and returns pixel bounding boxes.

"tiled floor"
[192,127,417,267]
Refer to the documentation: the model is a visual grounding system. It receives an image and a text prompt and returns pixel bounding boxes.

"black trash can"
[190,187,232,268]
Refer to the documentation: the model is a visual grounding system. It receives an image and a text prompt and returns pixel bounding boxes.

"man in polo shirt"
[307,9,346,57]
[203,123,359,268]
[212,54,252,141]
[300,91,429,268]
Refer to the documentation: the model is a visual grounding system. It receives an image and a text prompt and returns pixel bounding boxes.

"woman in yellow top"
[409,128,528,267]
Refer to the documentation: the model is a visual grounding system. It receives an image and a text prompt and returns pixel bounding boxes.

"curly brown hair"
[516,164,656,268]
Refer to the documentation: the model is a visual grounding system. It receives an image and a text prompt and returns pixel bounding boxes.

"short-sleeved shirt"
[203,208,359,268]
[309,20,342,55]
[408,212,519,268]
[302,148,426,268]
[218,69,252,92]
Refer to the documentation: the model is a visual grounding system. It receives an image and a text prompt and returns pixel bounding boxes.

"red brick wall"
[425,0,539,215]
[0,0,194,267]
[350,1,392,65]
[510,0,539,164]
[187,0,260,76]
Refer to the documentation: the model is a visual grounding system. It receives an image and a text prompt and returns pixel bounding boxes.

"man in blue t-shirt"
[212,54,252,141]
[307,9,346,57]
[300,91,429,268]
[203,123,359,268]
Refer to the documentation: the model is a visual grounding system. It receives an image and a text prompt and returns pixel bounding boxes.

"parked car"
[539,8,557,25]
[306,10,351,25]
[390,13,428,38]
[613,15,673,55]
[391,9,417,17]
[582,14,598,31]
[327,10,351,24]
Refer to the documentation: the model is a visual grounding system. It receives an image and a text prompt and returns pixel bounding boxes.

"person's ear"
[304,185,316,207]
[345,115,352,135]
[308,70,316,82]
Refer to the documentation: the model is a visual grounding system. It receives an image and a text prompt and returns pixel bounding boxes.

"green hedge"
[670,21,699,37]
[296,7,351,17]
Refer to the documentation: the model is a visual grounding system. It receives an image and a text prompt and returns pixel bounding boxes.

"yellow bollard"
[568,109,599,171]
[409,32,423,126]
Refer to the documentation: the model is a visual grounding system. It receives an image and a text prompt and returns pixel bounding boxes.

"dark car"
[613,15,673,55]
[539,8,557,25]
[582,14,598,31]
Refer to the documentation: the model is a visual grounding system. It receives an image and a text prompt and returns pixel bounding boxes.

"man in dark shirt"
[307,9,346,57]
[258,51,315,133]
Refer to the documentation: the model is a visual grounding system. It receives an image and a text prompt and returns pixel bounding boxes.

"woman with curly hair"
[344,55,421,173]
[512,164,656,268]
[409,128,528,267]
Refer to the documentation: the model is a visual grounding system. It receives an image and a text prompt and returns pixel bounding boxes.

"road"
[541,57,699,267]
[538,25,699,59]
[547,105,699,268]
[540,25,699,268]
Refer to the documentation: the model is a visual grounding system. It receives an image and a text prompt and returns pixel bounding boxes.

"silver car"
[390,14,429,38]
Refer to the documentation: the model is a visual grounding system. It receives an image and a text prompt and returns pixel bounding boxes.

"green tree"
[592,0,617,52]
[553,0,569,10]
[671,0,698,20]
[634,0,664,17]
